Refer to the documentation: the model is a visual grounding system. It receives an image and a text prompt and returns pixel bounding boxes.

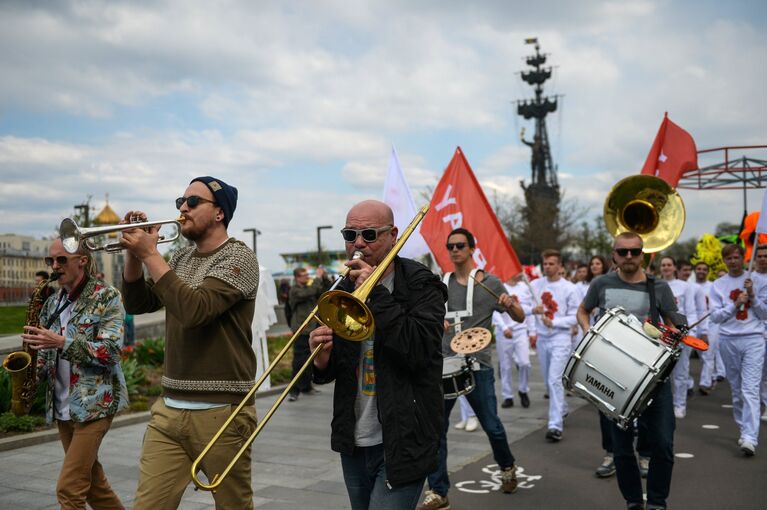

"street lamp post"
[243,228,261,256]
[316,225,332,263]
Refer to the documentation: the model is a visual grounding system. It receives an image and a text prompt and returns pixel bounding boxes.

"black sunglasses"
[615,247,642,257]
[44,256,71,267]
[446,242,467,251]
[175,195,217,210]
[340,226,393,243]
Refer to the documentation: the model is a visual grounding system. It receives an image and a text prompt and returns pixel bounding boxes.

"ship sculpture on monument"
[516,37,562,263]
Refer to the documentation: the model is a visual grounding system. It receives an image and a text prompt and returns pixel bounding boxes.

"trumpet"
[190,205,430,492]
[59,216,185,254]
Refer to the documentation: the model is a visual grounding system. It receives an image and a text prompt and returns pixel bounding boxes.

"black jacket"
[314,256,447,487]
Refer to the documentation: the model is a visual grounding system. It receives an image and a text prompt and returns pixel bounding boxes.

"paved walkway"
[4,352,761,509]
[0,350,566,509]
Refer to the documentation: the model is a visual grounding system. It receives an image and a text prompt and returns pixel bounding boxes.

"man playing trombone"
[121,176,260,510]
[309,200,447,510]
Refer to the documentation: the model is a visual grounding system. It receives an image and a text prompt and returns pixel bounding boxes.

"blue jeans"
[340,444,424,510]
[427,367,515,496]
[610,380,675,508]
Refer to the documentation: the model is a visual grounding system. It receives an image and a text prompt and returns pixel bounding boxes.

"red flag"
[640,112,698,187]
[421,147,522,280]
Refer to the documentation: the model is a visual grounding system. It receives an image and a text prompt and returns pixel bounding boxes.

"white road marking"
[675,453,694,459]
[702,424,720,429]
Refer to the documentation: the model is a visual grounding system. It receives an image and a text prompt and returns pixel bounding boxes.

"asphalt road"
[444,358,767,510]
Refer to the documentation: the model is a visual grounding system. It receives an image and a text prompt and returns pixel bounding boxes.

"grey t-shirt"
[583,272,683,326]
[443,272,507,368]
[353,271,395,446]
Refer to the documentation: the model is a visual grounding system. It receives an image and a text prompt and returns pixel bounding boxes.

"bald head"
[346,200,394,226]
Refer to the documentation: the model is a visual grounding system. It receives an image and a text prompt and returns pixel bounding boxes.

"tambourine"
[450,327,492,354]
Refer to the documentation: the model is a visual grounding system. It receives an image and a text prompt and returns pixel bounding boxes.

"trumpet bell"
[316,290,374,341]
[604,175,685,253]
[59,218,81,254]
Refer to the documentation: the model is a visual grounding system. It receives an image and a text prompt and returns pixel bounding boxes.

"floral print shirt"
[37,278,129,424]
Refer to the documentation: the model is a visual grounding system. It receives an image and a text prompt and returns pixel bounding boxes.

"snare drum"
[442,356,476,399]
[562,307,678,429]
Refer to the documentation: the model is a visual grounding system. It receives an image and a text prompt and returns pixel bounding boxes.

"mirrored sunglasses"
[44,256,70,267]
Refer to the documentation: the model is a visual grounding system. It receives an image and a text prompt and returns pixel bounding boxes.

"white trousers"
[699,324,720,387]
[719,334,766,445]
[458,395,475,420]
[494,326,531,398]
[672,344,692,410]
[762,334,767,410]
[536,332,572,431]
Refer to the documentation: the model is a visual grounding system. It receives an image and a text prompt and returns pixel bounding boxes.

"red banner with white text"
[421,147,522,280]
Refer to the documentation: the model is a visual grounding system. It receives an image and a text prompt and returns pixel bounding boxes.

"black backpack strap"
[646,275,661,327]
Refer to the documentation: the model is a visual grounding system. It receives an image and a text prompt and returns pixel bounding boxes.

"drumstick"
[470,274,502,300]
[447,320,464,329]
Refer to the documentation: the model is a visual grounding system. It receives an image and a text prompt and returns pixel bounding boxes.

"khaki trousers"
[132,399,257,510]
[56,416,124,510]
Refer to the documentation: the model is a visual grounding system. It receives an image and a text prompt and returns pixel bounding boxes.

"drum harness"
[443,270,481,371]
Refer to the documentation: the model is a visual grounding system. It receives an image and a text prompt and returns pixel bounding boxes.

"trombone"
[190,205,430,492]
[58,216,185,253]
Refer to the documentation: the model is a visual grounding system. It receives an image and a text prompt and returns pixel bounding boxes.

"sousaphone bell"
[603,174,685,253]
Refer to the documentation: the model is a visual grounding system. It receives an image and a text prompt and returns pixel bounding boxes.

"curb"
[0,384,289,452]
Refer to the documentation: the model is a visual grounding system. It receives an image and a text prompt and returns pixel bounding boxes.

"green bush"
[132,338,165,367]
[0,412,45,433]
[146,385,163,397]
[121,358,145,397]
[0,369,10,413]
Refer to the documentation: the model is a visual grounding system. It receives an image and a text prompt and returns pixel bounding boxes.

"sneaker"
[738,437,745,447]
[465,416,480,432]
[716,375,725,382]
[501,465,518,493]
[686,388,694,397]
[544,393,549,399]
[519,391,530,408]
[501,398,514,408]
[741,441,756,457]
[626,503,644,510]
[417,490,450,510]
[287,391,299,402]
[674,407,686,419]
[638,456,650,478]
[698,385,712,396]
[595,454,616,478]
[454,420,466,430]
[545,428,562,442]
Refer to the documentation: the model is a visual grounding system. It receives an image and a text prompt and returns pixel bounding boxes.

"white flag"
[757,189,767,233]
[382,146,431,259]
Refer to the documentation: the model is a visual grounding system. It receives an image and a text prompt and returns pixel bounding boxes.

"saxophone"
[2,274,58,416]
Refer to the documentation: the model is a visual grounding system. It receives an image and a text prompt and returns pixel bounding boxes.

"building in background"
[0,234,51,303]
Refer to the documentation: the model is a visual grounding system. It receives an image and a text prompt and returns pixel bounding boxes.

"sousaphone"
[603,174,685,253]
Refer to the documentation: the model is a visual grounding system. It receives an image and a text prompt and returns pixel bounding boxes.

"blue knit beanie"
[190,176,238,227]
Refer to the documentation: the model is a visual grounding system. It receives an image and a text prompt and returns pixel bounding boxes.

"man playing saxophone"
[121,176,259,509]
[309,200,447,510]
[21,239,129,510]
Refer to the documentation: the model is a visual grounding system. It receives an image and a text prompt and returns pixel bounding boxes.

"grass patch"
[0,306,27,335]
[267,334,294,385]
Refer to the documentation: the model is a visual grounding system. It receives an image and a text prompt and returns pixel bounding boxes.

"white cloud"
[0,0,765,269]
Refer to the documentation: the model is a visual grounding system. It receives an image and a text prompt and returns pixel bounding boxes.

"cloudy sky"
[1,0,765,270]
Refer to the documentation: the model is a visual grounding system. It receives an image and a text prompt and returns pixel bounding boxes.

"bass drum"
[563,307,678,429]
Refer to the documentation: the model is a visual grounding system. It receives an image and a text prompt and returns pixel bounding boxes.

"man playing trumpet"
[121,176,260,509]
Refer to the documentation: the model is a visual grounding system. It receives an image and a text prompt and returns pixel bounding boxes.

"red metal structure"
[677,145,767,211]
